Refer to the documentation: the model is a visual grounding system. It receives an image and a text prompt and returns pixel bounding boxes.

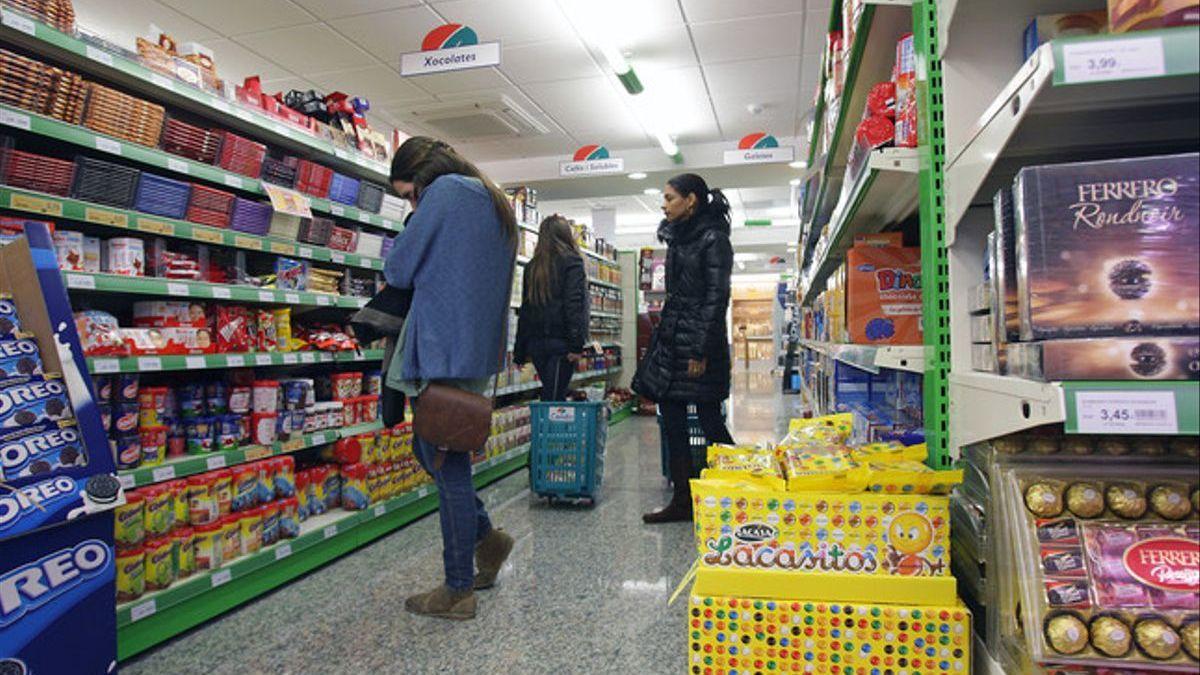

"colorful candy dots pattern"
[688,597,969,675]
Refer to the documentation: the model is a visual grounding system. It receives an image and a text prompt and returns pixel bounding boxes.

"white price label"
[357,213,371,224]
[226,355,246,367]
[298,247,314,258]
[95,137,122,155]
[235,109,254,122]
[166,158,189,174]
[85,45,114,66]
[382,219,396,230]
[211,287,232,299]
[224,175,244,189]
[330,204,345,216]
[330,252,346,264]
[185,356,206,370]
[315,295,331,306]
[1075,390,1178,434]
[256,354,273,366]
[150,73,175,90]
[166,282,190,296]
[1,9,36,35]
[66,274,95,290]
[130,600,157,622]
[0,108,30,130]
[118,474,136,489]
[323,525,338,539]
[373,504,386,517]
[272,123,290,135]
[151,466,176,482]
[334,148,351,160]
[258,290,274,302]
[1062,36,1165,84]
[137,357,162,371]
[211,569,232,587]
[417,486,430,499]
[356,298,368,308]
[93,359,119,373]
[274,543,292,560]
[213,100,232,113]
[206,455,227,470]
[285,293,300,304]
[282,354,298,364]
[301,353,315,364]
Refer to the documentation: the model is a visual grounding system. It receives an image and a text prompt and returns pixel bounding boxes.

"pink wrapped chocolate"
[1094,580,1150,607]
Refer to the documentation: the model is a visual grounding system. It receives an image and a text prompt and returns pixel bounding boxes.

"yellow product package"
[703,445,787,490]
[779,448,867,492]
[850,441,928,464]
[863,459,964,495]
[787,413,853,440]
[273,309,292,352]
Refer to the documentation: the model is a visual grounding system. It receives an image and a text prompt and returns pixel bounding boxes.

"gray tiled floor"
[124,364,797,675]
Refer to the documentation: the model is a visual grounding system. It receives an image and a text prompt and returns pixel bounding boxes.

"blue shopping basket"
[529,401,608,504]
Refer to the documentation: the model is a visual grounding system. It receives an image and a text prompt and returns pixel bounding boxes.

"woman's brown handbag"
[411,382,493,453]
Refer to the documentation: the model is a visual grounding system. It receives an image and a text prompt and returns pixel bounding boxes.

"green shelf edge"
[115,448,530,661]
[0,186,384,272]
[1062,381,1199,435]
[87,349,385,374]
[64,271,368,309]
[0,104,402,234]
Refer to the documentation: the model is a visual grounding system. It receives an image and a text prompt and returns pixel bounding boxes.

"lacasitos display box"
[1014,153,1200,340]
[846,244,923,345]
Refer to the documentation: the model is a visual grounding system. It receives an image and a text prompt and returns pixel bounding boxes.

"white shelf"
[945,28,1200,243]
[949,372,1065,448]
[800,340,925,374]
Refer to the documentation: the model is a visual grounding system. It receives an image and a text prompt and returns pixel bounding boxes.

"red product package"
[893,33,917,148]
[256,309,277,352]
[865,81,896,118]
[846,244,922,345]
[213,306,254,353]
[855,115,895,150]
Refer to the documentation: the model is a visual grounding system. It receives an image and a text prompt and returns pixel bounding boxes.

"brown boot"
[474,528,515,590]
[404,584,476,620]
[642,501,693,524]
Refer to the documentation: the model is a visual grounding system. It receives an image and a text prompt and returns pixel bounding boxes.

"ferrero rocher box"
[691,481,958,605]
[687,592,972,675]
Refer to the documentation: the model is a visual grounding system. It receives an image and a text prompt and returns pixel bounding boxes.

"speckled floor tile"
[123,372,796,675]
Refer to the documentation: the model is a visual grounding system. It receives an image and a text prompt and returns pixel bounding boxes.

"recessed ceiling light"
[643,188,661,195]
[628,172,647,180]
[788,160,807,169]
[789,178,802,186]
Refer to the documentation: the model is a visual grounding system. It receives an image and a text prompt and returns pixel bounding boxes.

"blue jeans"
[413,434,493,591]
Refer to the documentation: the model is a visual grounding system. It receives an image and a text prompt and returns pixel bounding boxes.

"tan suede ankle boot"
[474,528,514,590]
[404,584,476,620]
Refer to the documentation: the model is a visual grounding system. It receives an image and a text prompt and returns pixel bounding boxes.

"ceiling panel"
[500,39,601,85]
[308,65,435,105]
[454,133,580,162]
[521,77,642,136]
[682,0,807,23]
[430,0,576,48]
[636,67,719,141]
[711,91,799,140]
[291,0,424,21]
[704,56,800,99]
[405,67,511,96]
[205,38,295,84]
[234,24,376,72]
[159,0,314,35]
[74,0,221,49]
[691,13,805,64]
[621,24,698,75]
[328,6,443,66]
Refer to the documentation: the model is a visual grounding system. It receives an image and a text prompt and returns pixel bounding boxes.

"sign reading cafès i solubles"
[723,133,795,165]
[559,145,625,177]
[401,24,500,76]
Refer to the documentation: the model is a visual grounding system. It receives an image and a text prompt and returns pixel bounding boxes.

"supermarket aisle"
[124,377,792,675]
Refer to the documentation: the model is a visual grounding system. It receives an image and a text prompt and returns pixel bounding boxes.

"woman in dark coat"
[633,173,735,523]
[514,214,590,401]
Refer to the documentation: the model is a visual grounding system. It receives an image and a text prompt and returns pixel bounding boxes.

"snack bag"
[862,459,963,495]
[702,444,787,490]
[779,448,867,492]
[849,441,928,464]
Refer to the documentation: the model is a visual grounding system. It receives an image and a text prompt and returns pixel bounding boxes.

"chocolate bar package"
[1014,153,1200,340]
[1108,0,1199,32]
[992,187,1020,344]
[1008,336,1200,381]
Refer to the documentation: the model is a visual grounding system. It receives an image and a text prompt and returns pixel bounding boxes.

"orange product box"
[846,245,922,344]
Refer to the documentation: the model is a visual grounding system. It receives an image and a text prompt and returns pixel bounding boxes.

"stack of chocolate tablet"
[2,148,75,196]
[186,184,235,228]
[260,149,299,189]
[133,173,191,220]
[328,172,359,206]
[71,155,140,208]
[356,181,384,214]
[295,159,332,198]
[298,216,333,246]
[214,130,266,178]
[83,82,165,147]
[160,116,222,164]
[229,197,271,236]
[0,47,87,125]
[0,0,75,33]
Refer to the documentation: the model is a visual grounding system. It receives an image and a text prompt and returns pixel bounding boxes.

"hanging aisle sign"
[559,145,624,177]
[401,24,501,76]
[724,133,795,165]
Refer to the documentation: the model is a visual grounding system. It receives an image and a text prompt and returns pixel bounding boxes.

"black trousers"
[532,352,574,401]
[659,400,733,505]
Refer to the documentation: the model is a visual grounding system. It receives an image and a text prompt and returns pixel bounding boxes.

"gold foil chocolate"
[1098,438,1132,456]
[1025,482,1064,518]
[1169,437,1199,458]
[1135,619,1181,660]
[1028,437,1059,455]
[1149,484,1192,520]
[1061,436,1093,455]
[1066,482,1105,518]
[1181,620,1199,661]
[1045,613,1089,655]
[1134,439,1167,456]
[1106,483,1147,519]
[1090,615,1133,658]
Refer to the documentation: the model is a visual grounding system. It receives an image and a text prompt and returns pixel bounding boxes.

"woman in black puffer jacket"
[633,173,735,523]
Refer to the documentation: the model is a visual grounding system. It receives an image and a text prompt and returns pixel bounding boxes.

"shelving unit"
[65,271,369,309]
[86,349,386,374]
[800,339,924,374]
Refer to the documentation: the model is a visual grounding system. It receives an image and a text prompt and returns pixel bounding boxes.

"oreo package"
[0,297,21,337]
[0,420,85,479]
[0,374,74,428]
[0,337,44,377]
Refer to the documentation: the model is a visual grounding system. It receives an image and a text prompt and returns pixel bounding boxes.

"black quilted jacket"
[514,254,589,363]
[632,210,733,402]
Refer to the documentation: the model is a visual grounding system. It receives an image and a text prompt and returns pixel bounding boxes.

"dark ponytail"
[667,173,731,225]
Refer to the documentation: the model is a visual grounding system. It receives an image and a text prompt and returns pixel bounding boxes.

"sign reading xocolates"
[401,24,501,76]
[724,133,795,165]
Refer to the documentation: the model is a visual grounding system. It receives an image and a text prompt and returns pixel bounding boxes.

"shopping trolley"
[529,401,608,505]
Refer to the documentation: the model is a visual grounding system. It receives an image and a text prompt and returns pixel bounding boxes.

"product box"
[992,187,1020,344]
[687,592,972,675]
[1108,0,1199,32]
[1008,336,1199,381]
[132,300,208,328]
[970,313,994,344]
[972,344,998,373]
[970,281,992,315]
[1014,154,1200,340]
[846,245,922,345]
[1023,11,1108,60]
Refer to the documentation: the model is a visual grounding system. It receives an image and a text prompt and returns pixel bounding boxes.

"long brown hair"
[525,214,581,306]
[390,136,517,246]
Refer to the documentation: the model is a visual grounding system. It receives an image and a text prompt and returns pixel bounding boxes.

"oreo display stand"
[0,223,122,675]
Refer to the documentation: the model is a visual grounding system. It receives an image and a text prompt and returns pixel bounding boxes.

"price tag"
[1075,390,1178,434]
[224,175,244,189]
[356,298,368,308]
[255,354,273,366]
[330,204,345,216]
[281,438,304,452]
[258,290,274,302]
[235,109,254,122]
[373,504,386,517]
[311,432,327,445]
[166,282,190,297]
[330,252,346,264]
[118,474,136,489]
[92,359,119,373]
[285,293,300,304]
[234,236,263,251]
[213,99,232,113]
[270,242,294,255]
[1062,36,1165,84]
[272,123,290,135]
[417,486,430,499]
[85,45,114,66]
[211,287,232,299]
[226,355,246,367]
[0,108,30,130]
[298,247,314,259]
[274,543,292,560]
[166,158,189,174]
[130,600,157,622]
[300,353,315,364]
[315,295,331,306]
[193,228,223,244]
[282,354,298,364]
[150,73,175,91]
[138,218,173,236]
[211,569,232,587]
[151,465,175,482]
[1,8,36,34]
[95,136,122,155]
[334,148,351,160]
[66,274,96,290]
[137,357,162,371]
[206,455,227,470]
[84,207,128,227]
[323,525,338,539]
[13,194,63,216]
[357,213,371,224]
[244,446,271,461]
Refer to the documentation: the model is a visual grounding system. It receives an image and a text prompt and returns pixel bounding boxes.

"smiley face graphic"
[888,512,933,556]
